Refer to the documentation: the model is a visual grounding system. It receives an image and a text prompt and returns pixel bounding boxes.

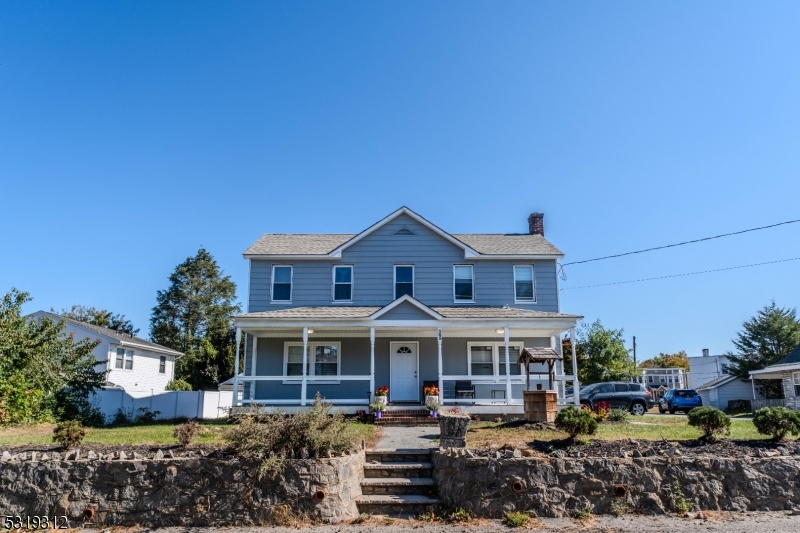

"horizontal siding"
[248,214,560,312]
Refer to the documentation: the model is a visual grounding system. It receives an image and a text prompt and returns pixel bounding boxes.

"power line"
[560,257,800,291]
[562,218,800,266]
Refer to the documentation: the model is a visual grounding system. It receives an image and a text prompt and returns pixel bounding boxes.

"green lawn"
[466,416,779,449]
[0,420,376,448]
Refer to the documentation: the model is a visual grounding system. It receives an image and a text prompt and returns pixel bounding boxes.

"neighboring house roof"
[243,207,564,258]
[34,311,183,357]
[775,343,800,366]
[695,375,738,391]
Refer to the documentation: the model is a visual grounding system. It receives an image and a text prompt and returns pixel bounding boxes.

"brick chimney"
[528,212,544,236]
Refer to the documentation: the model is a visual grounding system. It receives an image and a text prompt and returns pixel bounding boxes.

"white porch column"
[233,327,241,407]
[301,327,308,407]
[250,336,257,401]
[370,327,376,403]
[437,328,443,405]
[570,327,580,407]
[504,326,511,405]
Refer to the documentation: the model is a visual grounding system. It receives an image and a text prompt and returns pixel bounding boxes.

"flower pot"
[375,411,382,419]
[425,395,439,405]
[430,409,438,418]
[438,412,470,448]
[375,396,388,405]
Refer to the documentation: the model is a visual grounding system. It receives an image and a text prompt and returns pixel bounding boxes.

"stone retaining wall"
[0,450,364,526]
[433,449,800,517]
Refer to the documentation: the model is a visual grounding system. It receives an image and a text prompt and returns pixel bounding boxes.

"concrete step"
[356,494,439,516]
[361,477,435,495]
[374,417,439,426]
[366,449,433,463]
[363,462,433,478]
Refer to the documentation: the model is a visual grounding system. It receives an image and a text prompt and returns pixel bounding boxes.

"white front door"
[390,342,418,402]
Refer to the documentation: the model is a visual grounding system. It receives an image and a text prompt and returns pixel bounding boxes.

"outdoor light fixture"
[307,329,314,334]
[495,328,504,334]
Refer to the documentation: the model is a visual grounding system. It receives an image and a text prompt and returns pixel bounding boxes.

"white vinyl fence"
[90,389,233,423]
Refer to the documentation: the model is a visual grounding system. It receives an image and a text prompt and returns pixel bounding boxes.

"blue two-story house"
[231,207,581,413]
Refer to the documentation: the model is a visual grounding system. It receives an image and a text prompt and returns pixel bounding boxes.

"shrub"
[752,406,800,441]
[555,406,598,440]
[572,505,593,520]
[165,378,193,391]
[607,408,630,423]
[53,420,86,449]
[224,393,355,478]
[591,401,610,422]
[672,481,691,513]
[503,511,530,527]
[687,406,730,442]
[448,508,471,523]
[111,408,132,426]
[174,419,201,447]
[134,407,161,425]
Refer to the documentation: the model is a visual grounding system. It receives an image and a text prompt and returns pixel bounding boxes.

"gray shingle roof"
[776,343,800,366]
[235,306,579,320]
[694,375,737,391]
[41,312,183,356]
[243,233,562,256]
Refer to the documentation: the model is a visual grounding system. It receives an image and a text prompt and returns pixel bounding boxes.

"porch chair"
[455,380,475,399]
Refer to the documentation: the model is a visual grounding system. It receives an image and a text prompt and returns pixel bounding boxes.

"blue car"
[658,388,702,414]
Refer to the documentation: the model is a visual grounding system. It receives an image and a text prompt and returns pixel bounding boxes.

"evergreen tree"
[150,248,240,390]
[726,301,800,399]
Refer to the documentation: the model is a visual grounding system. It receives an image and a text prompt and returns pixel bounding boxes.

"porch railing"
[751,399,788,411]
[235,375,372,405]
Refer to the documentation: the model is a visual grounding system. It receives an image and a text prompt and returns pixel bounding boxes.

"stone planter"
[438,413,470,448]
[375,395,388,405]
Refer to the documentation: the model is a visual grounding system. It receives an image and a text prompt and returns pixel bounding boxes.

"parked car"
[568,382,655,415]
[658,388,702,414]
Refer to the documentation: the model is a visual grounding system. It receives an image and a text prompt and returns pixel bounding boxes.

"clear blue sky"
[2,2,799,361]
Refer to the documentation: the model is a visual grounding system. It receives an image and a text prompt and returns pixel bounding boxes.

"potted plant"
[375,385,389,405]
[426,401,440,418]
[369,402,385,420]
[438,407,470,448]
[423,384,440,405]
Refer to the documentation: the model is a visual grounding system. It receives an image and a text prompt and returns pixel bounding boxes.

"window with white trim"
[333,265,353,302]
[272,265,293,302]
[453,265,474,302]
[395,265,414,299]
[159,356,166,374]
[467,342,524,376]
[115,348,133,370]
[513,265,535,302]
[793,372,800,397]
[283,342,341,380]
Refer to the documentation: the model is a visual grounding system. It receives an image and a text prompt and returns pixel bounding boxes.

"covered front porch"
[230,298,582,412]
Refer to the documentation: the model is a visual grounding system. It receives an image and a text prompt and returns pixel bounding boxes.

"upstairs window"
[333,266,353,302]
[394,265,414,299]
[514,265,535,302]
[272,265,293,302]
[159,356,166,374]
[115,348,133,370]
[453,265,474,302]
[794,372,800,397]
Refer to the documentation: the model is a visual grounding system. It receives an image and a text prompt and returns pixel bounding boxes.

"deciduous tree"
[639,351,690,371]
[54,304,139,336]
[566,320,636,386]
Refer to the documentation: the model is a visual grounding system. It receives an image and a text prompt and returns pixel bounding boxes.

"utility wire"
[562,218,800,266]
[560,257,800,291]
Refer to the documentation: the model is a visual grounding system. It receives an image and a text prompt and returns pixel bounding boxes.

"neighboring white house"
[32,311,183,392]
[631,367,687,398]
[687,349,729,388]
[695,374,764,410]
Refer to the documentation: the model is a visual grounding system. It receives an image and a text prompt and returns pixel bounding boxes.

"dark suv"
[575,382,655,416]
[658,389,702,414]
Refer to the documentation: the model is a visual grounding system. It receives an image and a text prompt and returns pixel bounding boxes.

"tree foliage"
[638,351,690,370]
[726,301,800,399]
[54,304,139,336]
[150,249,240,390]
[565,320,636,386]
[0,289,105,426]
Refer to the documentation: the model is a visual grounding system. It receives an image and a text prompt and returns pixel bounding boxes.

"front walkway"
[374,425,440,449]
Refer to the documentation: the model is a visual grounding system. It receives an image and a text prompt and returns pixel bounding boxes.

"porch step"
[375,416,438,426]
[358,449,437,516]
